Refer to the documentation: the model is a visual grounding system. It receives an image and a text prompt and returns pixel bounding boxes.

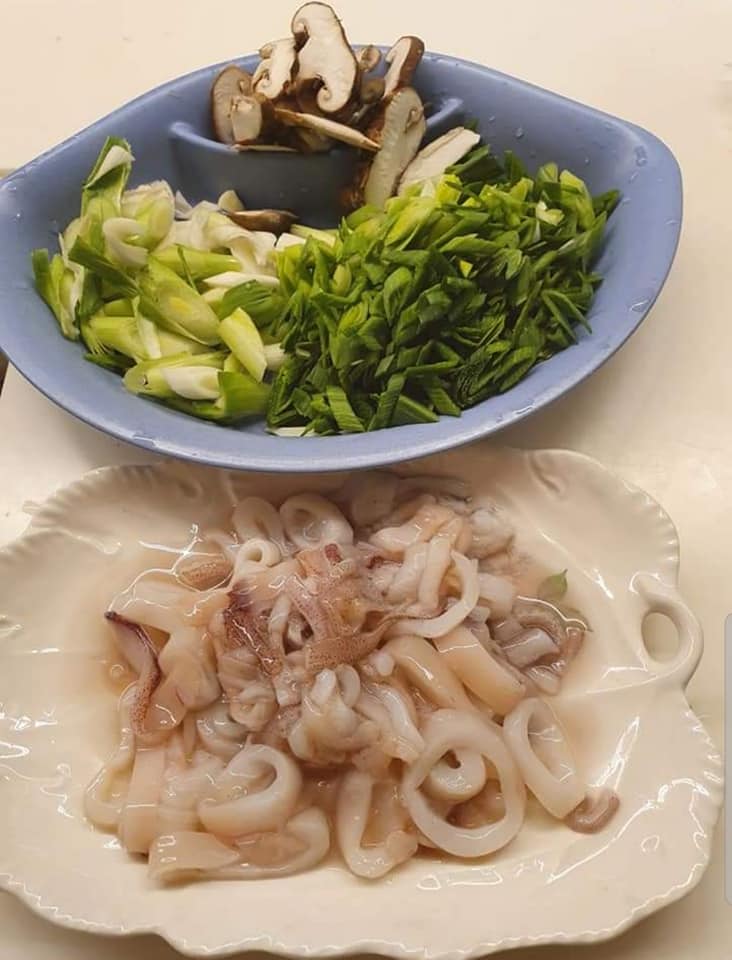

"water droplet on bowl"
[487,115,496,123]
[514,127,524,139]
[634,147,648,166]
[630,298,650,313]
[583,156,591,165]
[628,171,639,182]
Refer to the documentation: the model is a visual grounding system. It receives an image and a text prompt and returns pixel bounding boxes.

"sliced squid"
[424,749,488,803]
[83,684,136,829]
[502,697,585,819]
[336,771,417,878]
[391,552,479,638]
[88,474,611,883]
[402,709,526,857]
[384,634,473,711]
[369,499,454,557]
[118,744,168,854]
[434,625,525,716]
[280,493,354,548]
[232,496,287,551]
[215,807,330,879]
[288,668,376,764]
[196,701,248,760]
[198,743,302,837]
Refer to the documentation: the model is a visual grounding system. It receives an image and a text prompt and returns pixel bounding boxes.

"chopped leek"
[166,371,270,422]
[152,245,240,280]
[121,181,175,249]
[160,365,222,399]
[138,259,221,345]
[87,313,146,360]
[124,351,227,398]
[31,133,617,437]
[32,249,78,339]
[219,308,267,381]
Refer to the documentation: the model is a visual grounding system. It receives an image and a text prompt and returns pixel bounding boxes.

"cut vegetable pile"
[31,2,618,436]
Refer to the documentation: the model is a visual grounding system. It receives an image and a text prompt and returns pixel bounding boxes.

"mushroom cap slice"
[360,87,427,208]
[398,127,482,194]
[383,36,425,98]
[211,65,254,144]
[357,44,382,73]
[291,2,358,114]
[275,106,380,152]
[253,37,297,100]
[226,209,299,234]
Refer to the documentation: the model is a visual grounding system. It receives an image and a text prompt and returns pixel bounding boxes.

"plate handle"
[633,573,703,689]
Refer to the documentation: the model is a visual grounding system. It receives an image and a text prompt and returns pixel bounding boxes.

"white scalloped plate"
[0,447,722,958]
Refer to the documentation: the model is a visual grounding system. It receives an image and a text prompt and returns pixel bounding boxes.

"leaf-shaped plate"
[0,446,721,957]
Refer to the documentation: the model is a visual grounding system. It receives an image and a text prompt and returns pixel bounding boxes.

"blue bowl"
[0,52,681,472]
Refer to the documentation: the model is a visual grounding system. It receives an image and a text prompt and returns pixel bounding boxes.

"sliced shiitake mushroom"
[226,209,299,234]
[288,127,335,153]
[234,143,298,153]
[349,86,426,209]
[360,75,385,104]
[211,65,254,143]
[252,37,298,99]
[275,106,380,152]
[231,93,276,145]
[398,126,481,193]
[291,2,359,114]
[383,36,425,98]
[357,44,382,74]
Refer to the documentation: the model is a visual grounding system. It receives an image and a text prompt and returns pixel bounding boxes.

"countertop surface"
[0,1,729,957]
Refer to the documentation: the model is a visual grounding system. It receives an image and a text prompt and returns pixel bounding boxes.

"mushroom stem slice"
[291,2,359,114]
[360,75,386,105]
[253,37,297,100]
[383,36,425,98]
[355,87,427,209]
[231,94,274,145]
[226,210,299,235]
[211,65,255,144]
[289,128,334,154]
[275,107,380,152]
[398,127,482,194]
[234,143,298,153]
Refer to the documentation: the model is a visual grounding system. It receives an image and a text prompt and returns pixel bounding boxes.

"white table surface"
[0,1,730,957]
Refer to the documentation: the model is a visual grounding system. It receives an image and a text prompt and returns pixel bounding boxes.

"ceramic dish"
[0,52,681,472]
[0,446,720,957]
